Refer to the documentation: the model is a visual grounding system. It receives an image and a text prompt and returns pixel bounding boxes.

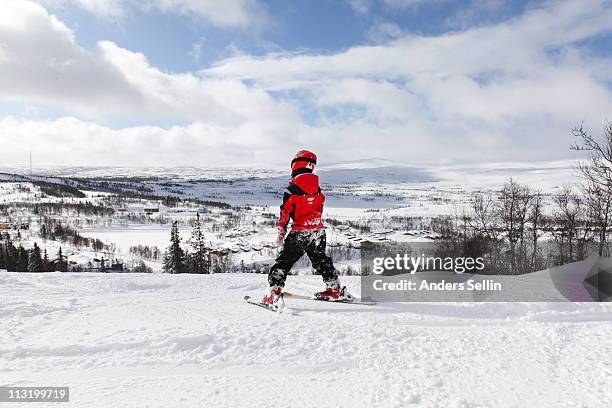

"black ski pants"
[268,230,338,287]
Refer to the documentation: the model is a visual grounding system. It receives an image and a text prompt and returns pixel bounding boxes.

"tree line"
[0,202,115,218]
[0,234,67,272]
[39,220,109,253]
[163,213,234,274]
[436,120,612,274]
[129,245,162,261]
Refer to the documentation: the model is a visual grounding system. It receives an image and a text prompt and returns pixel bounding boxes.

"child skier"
[263,150,353,306]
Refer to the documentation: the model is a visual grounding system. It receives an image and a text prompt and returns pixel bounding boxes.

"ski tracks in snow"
[1,272,611,407]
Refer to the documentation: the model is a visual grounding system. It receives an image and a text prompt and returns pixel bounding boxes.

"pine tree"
[16,245,28,271]
[57,247,67,272]
[0,242,5,270]
[189,212,210,274]
[43,249,49,271]
[28,243,44,272]
[6,240,18,271]
[163,221,185,274]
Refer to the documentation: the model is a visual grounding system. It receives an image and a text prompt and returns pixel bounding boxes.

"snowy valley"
[1,162,611,408]
[0,160,580,275]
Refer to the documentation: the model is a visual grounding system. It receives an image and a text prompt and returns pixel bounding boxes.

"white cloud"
[346,0,370,15]
[203,0,612,129]
[189,37,206,62]
[0,1,296,126]
[205,1,612,84]
[0,116,306,167]
[139,0,264,28]
[69,0,123,17]
[0,114,518,167]
[34,0,265,27]
[2,0,612,167]
[0,1,143,114]
[381,0,431,10]
[445,0,508,29]
[35,0,126,18]
[366,21,404,42]
[0,1,303,166]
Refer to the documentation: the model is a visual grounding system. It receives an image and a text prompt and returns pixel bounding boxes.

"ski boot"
[262,285,285,310]
[314,281,354,303]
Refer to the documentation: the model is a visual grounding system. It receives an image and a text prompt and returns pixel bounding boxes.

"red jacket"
[278,173,325,231]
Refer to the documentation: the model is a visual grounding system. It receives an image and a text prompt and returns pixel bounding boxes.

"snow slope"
[1,272,611,408]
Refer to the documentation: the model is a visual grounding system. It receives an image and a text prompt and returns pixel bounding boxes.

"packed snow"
[1,272,611,407]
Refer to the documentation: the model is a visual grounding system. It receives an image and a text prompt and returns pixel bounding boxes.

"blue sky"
[47,0,536,73]
[1,0,612,167]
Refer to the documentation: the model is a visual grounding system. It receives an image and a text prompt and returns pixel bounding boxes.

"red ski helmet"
[291,150,317,172]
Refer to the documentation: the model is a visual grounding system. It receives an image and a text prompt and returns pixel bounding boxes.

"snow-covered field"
[2,272,611,407]
[1,159,579,211]
[79,225,194,253]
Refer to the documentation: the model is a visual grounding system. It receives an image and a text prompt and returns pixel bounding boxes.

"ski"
[243,295,286,313]
[283,292,377,306]
[244,292,376,313]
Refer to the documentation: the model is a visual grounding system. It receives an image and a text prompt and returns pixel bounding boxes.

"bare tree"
[466,193,504,272]
[553,185,583,263]
[571,120,612,256]
[471,193,499,241]
[528,190,545,271]
[498,179,532,273]
[583,181,612,257]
